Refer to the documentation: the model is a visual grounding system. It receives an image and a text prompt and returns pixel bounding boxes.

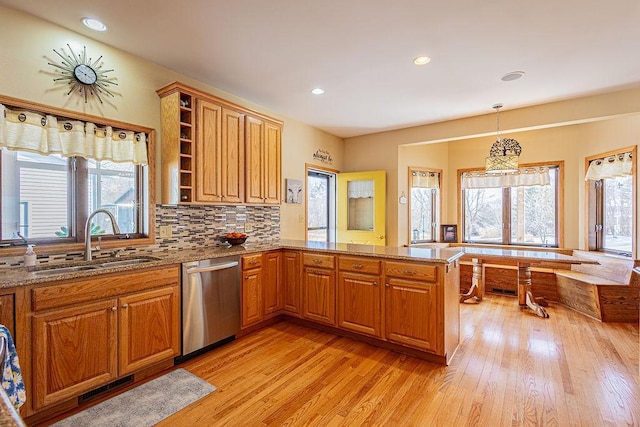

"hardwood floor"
[154,295,640,426]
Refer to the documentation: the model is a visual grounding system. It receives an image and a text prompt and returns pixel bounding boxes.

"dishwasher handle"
[185,261,239,274]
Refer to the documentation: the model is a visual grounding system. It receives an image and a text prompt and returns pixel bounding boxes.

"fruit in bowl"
[225,232,247,246]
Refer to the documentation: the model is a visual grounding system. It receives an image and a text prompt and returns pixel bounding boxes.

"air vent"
[78,375,133,404]
[490,287,517,296]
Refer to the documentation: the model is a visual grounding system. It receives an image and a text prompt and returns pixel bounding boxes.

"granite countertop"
[0,240,464,289]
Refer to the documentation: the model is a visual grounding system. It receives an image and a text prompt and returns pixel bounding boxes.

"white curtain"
[347,180,374,198]
[585,152,632,180]
[461,166,551,189]
[411,170,440,189]
[0,104,148,165]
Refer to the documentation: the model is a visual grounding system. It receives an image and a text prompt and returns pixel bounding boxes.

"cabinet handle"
[249,260,258,265]
[313,259,323,264]
[385,283,390,288]
[352,264,363,269]
[121,304,128,309]
[402,269,416,275]
[111,307,117,312]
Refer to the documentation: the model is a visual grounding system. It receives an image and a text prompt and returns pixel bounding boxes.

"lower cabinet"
[241,254,264,328]
[283,250,301,314]
[337,256,382,337]
[384,262,440,353]
[30,266,180,410]
[263,251,283,315]
[301,253,336,326]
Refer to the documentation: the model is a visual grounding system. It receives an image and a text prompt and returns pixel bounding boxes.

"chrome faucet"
[85,209,121,261]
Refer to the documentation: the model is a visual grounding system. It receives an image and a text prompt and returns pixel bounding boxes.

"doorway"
[306,165,337,242]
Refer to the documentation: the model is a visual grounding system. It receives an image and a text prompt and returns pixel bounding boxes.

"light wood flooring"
[154,295,640,426]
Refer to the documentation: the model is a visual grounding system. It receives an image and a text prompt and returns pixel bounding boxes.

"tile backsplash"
[0,204,280,268]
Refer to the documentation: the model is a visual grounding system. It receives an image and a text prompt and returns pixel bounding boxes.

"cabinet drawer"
[339,256,381,275]
[32,266,180,312]
[242,254,263,270]
[384,261,437,282]
[302,253,335,269]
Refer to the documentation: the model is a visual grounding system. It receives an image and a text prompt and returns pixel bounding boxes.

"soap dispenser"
[24,244,37,270]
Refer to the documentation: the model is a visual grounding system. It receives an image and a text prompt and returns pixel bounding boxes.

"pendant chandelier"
[485,103,521,173]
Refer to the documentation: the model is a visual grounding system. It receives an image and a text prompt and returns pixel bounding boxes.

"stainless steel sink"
[97,257,159,268]
[32,256,160,276]
[32,265,101,276]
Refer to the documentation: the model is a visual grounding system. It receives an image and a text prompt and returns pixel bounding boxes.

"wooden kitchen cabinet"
[337,256,382,337]
[302,253,336,326]
[195,99,245,204]
[32,299,118,410]
[283,250,301,314]
[384,261,439,353]
[242,254,264,328]
[245,115,282,204]
[118,286,180,376]
[157,82,282,205]
[263,251,283,315]
[30,266,180,410]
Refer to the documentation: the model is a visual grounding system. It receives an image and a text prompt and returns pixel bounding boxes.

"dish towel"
[0,325,25,409]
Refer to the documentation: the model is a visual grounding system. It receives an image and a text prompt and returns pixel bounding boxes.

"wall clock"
[48,44,117,103]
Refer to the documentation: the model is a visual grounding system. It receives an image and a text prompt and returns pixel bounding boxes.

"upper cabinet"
[157,82,282,205]
[245,116,282,204]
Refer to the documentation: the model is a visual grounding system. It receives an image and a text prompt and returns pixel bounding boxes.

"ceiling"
[2,0,640,138]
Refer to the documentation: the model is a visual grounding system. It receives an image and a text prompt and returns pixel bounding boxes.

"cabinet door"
[245,115,264,203]
[283,251,301,314]
[337,272,381,337]
[0,293,15,338]
[264,252,283,315]
[263,122,281,204]
[32,300,118,409]
[196,99,222,202]
[242,267,264,328]
[119,286,180,376]
[302,267,336,326]
[385,278,438,352]
[221,108,245,203]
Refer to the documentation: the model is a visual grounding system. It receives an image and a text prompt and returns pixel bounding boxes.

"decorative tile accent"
[0,204,280,269]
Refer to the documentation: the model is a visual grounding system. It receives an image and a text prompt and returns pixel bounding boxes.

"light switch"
[244,223,254,233]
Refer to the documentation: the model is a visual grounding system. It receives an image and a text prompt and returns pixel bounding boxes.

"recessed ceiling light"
[413,56,431,65]
[311,88,325,95]
[82,17,107,32]
[501,71,525,81]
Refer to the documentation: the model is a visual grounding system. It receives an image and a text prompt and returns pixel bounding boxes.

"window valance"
[461,166,551,189]
[347,180,374,199]
[585,152,632,181]
[411,170,440,189]
[0,104,148,165]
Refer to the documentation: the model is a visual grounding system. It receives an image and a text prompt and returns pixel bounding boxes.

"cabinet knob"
[245,276,250,280]
[385,283,390,288]
[373,281,378,286]
[111,307,117,312]
[121,303,128,309]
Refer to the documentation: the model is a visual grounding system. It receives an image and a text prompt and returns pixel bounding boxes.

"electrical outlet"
[159,225,172,238]
[244,223,253,233]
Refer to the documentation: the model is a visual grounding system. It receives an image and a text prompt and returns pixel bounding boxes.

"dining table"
[458,247,599,318]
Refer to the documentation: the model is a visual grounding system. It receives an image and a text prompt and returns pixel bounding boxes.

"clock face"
[74,64,98,85]
[49,44,117,103]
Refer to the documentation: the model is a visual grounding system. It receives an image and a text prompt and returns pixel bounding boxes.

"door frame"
[305,163,338,242]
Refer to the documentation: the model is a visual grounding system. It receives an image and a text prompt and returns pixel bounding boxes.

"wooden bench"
[555,250,639,322]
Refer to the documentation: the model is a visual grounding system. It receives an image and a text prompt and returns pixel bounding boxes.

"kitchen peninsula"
[1,240,463,423]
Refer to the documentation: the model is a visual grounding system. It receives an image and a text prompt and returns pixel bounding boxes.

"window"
[586,148,635,256]
[461,163,561,247]
[0,100,153,251]
[409,167,440,243]
[307,167,336,243]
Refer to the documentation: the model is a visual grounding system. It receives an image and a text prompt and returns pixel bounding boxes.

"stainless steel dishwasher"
[180,256,241,359]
